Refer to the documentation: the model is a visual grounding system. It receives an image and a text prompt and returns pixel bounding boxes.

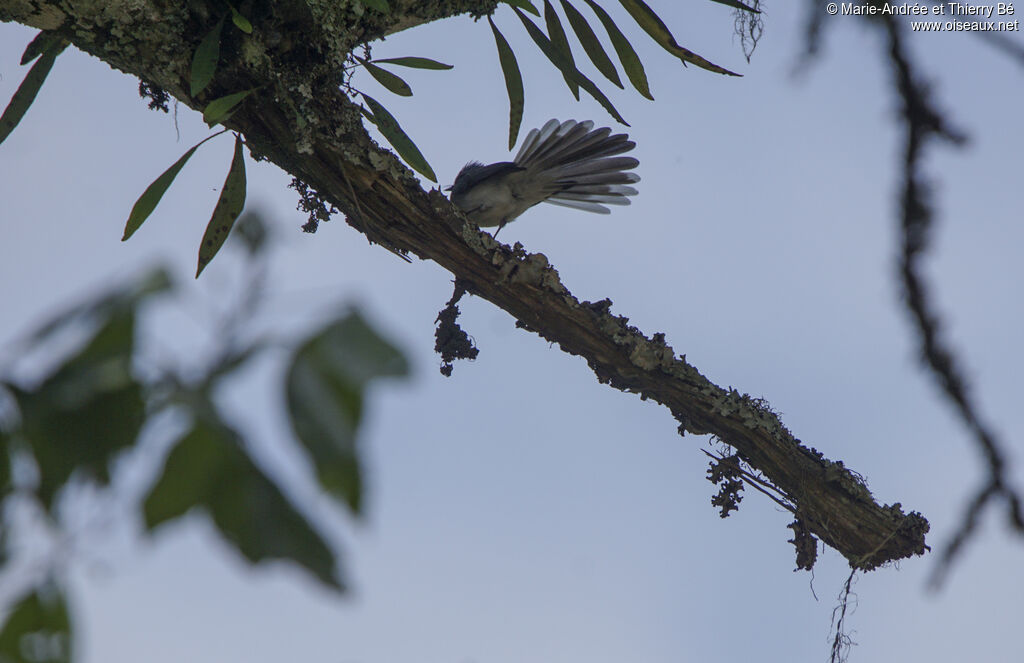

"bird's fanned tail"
[448,118,640,229]
[515,119,640,214]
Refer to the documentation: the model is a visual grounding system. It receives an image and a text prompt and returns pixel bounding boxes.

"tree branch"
[1,0,929,570]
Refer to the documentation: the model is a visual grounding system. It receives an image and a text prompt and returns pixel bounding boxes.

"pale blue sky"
[1,3,1023,662]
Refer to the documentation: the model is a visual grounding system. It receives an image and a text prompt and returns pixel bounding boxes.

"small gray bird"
[448,119,640,233]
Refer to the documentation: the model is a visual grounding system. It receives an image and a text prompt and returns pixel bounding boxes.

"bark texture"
[0,0,928,570]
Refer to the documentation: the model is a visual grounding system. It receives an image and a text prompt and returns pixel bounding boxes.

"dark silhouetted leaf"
[197,134,247,277]
[20,31,61,65]
[360,58,414,97]
[584,0,652,99]
[0,38,67,146]
[144,418,344,591]
[10,308,144,510]
[372,56,453,70]
[489,17,525,150]
[359,0,390,11]
[0,585,72,663]
[123,131,226,241]
[191,16,225,97]
[502,0,540,15]
[286,311,408,515]
[513,8,628,125]
[202,88,256,125]
[618,0,740,75]
[230,6,254,33]
[561,0,622,88]
[360,94,437,181]
[710,0,760,12]
[544,0,579,99]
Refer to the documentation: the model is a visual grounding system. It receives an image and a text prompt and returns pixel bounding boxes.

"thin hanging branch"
[882,15,1024,587]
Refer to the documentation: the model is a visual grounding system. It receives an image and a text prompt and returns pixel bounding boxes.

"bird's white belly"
[456,178,533,227]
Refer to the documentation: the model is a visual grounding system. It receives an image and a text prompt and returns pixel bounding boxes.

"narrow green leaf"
[359,58,414,97]
[617,0,740,76]
[20,31,61,65]
[123,131,226,240]
[0,585,72,663]
[230,6,254,33]
[144,418,344,591]
[583,0,652,99]
[710,0,760,12]
[561,0,622,88]
[191,16,225,97]
[286,311,408,514]
[372,56,453,70]
[488,17,525,150]
[360,94,437,182]
[543,0,579,100]
[502,0,540,15]
[202,88,256,125]
[0,39,67,146]
[513,8,628,125]
[197,134,247,277]
[514,8,574,82]
[359,0,391,11]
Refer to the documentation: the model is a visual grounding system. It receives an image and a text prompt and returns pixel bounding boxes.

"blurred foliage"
[0,212,409,658]
[144,418,345,590]
[287,313,409,514]
[0,584,71,663]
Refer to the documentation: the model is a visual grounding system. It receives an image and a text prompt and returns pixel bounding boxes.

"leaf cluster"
[0,240,409,653]
[484,0,754,148]
[347,0,757,183]
[1,2,757,206]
